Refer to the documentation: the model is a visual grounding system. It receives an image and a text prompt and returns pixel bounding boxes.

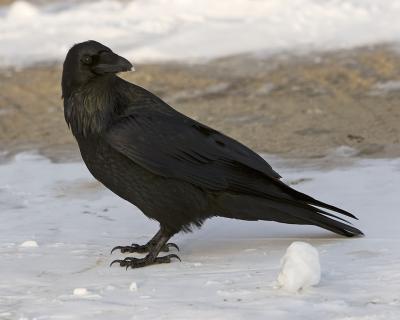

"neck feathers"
[64,78,116,137]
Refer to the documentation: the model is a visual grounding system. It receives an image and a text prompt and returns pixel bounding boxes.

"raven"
[62,40,363,269]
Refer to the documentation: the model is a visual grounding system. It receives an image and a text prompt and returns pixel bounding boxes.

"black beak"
[92,51,133,75]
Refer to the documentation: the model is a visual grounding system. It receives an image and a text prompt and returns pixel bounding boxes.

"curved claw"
[111,246,125,254]
[111,245,142,254]
[111,243,151,254]
[165,254,181,262]
[166,243,180,252]
[110,259,125,267]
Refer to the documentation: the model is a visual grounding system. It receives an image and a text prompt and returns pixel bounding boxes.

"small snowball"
[129,282,138,292]
[19,240,38,248]
[73,288,89,296]
[277,241,321,293]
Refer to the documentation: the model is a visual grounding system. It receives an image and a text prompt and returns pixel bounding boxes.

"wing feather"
[105,108,281,193]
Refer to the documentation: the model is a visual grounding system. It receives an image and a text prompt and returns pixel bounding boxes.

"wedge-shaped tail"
[217,191,364,237]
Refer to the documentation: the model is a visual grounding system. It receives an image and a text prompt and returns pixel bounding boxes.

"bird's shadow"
[177,218,349,256]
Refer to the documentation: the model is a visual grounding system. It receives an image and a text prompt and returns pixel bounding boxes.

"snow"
[0,151,400,319]
[73,288,89,296]
[277,241,321,293]
[19,240,39,248]
[129,282,138,292]
[2,0,400,66]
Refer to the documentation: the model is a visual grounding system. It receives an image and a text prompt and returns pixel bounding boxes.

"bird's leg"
[110,228,181,269]
[111,228,179,254]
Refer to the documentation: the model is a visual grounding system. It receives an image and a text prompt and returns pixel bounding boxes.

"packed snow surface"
[277,241,321,293]
[0,152,400,319]
[2,0,400,66]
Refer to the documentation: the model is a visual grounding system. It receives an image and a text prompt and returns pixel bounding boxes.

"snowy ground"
[1,0,400,66]
[0,151,399,320]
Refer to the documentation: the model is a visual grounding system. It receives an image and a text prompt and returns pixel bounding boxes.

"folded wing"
[106,108,282,192]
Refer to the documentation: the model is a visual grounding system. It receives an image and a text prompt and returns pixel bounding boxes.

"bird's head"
[62,40,133,98]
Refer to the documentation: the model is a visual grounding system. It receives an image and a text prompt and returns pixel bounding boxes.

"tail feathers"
[275,180,358,220]
[287,205,364,237]
[218,193,364,237]
[302,195,357,220]
[265,195,354,225]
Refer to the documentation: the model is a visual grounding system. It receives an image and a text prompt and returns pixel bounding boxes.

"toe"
[155,254,181,264]
[111,246,125,254]
[110,259,126,267]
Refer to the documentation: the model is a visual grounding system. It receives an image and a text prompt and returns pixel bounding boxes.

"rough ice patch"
[277,241,321,293]
[19,240,38,248]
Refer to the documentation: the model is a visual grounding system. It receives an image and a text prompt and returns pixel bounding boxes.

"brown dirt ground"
[1,45,400,161]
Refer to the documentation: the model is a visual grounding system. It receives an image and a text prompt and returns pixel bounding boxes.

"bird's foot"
[110,254,181,269]
[111,242,179,254]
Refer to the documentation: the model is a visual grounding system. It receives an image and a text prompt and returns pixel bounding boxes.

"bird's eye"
[81,55,93,65]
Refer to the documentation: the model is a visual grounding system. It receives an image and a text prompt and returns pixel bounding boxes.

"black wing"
[106,98,358,221]
[105,107,281,193]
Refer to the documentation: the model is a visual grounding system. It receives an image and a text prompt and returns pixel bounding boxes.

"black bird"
[62,40,363,269]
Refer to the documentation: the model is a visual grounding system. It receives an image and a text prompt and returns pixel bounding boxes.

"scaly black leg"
[111,228,179,254]
[110,227,181,269]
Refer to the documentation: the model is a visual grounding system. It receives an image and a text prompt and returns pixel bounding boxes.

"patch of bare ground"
[1,44,400,161]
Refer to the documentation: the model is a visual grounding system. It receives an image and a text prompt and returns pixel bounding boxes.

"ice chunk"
[73,288,89,296]
[277,242,321,293]
[19,240,38,248]
[129,282,138,292]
